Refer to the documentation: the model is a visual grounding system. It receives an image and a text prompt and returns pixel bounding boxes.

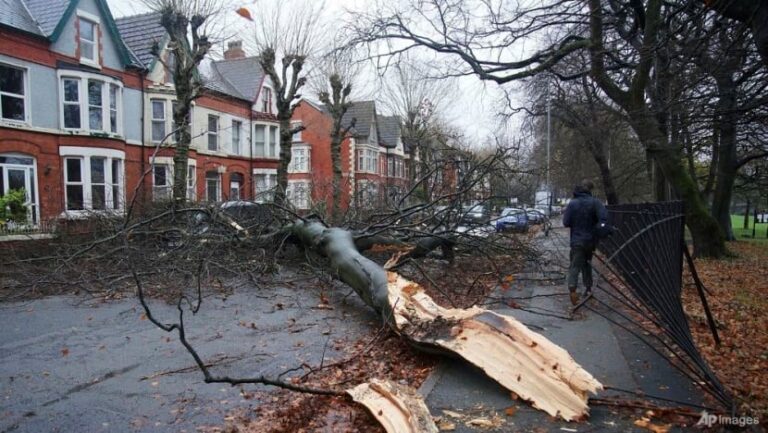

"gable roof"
[340,100,376,138]
[4,0,140,68]
[0,0,44,36]
[207,56,264,101]
[115,12,166,68]
[378,115,401,149]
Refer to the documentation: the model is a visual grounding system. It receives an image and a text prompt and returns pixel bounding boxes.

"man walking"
[562,180,607,306]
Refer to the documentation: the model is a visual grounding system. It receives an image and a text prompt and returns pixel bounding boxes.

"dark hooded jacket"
[562,187,608,247]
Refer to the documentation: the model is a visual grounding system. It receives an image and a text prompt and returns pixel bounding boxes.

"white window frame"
[229,173,244,200]
[151,99,166,143]
[77,11,101,68]
[253,123,279,158]
[58,71,122,135]
[288,145,310,173]
[59,146,125,216]
[232,120,242,155]
[205,171,221,202]
[253,168,277,203]
[261,87,272,113]
[207,114,219,151]
[287,180,311,210]
[291,121,302,142]
[356,147,378,174]
[0,62,30,124]
[147,156,197,201]
[152,163,171,201]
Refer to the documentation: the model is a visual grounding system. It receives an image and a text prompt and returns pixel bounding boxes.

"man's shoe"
[570,291,580,306]
[584,288,593,298]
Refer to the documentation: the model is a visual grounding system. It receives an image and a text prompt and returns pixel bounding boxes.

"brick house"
[0,0,146,224]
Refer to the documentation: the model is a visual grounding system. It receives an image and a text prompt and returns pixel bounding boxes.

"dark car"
[461,205,490,225]
[495,207,529,232]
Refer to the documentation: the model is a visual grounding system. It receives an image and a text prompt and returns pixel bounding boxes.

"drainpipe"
[140,70,146,207]
[249,106,254,200]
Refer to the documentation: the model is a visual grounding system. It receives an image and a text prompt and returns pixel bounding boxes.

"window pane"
[80,19,95,41]
[88,80,102,106]
[269,127,277,157]
[152,100,164,119]
[208,115,218,132]
[1,95,24,121]
[64,79,79,102]
[154,165,167,186]
[64,105,80,128]
[91,157,105,183]
[152,121,165,142]
[91,185,105,209]
[89,107,102,130]
[81,42,94,61]
[109,85,117,109]
[110,110,117,133]
[112,185,120,209]
[66,185,84,210]
[111,159,120,184]
[254,125,265,156]
[66,158,82,182]
[208,134,217,150]
[0,65,24,94]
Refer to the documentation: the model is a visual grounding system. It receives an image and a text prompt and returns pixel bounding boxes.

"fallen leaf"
[61,348,69,357]
[634,417,671,433]
[504,406,517,417]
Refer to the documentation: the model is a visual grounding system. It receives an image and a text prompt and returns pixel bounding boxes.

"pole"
[546,87,552,216]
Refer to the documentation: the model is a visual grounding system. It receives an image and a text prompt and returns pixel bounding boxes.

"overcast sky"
[106,0,516,145]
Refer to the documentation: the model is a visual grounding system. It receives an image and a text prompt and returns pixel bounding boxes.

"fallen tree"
[290,220,603,421]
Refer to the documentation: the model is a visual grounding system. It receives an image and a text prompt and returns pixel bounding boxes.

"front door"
[0,155,38,224]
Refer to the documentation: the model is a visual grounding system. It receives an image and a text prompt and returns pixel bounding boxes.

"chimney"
[224,40,245,60]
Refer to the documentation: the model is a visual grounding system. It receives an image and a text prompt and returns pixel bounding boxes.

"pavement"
[419,226,703,432]
[0,273,378,433]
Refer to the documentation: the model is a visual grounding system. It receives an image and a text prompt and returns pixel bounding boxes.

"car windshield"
[501,208,524,216]
[465,205,483,214]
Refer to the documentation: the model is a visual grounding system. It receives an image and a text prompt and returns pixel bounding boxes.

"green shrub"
[0,189,28,224]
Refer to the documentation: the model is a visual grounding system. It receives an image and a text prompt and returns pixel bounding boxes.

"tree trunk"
[587,139,619,205]
[710,77,738,241]
[629,108,726,257]
[274,116,293,205]
[289,221,602,421]
[330,132,343,222]
[172,102,192,204]
[744,198,750,230]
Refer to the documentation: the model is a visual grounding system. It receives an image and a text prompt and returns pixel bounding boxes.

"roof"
[378,115,401,149]
[115,12,166,68]
[341,100,376,138]
[207,56,264,101]
[0,0,43,36]
[21,0,68,36]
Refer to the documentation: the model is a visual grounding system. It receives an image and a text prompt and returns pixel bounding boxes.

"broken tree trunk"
[348,379,438,433]
[290,221,603,421]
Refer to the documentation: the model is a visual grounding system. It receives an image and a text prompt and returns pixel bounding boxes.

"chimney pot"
[224,40,245,60]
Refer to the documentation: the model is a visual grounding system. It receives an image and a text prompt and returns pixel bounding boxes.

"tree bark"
[289,221,603,421]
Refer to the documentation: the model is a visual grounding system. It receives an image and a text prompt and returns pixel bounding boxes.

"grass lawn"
[730,214,768,241]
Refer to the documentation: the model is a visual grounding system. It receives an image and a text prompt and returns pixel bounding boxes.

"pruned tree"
[144,0,218,204]
[246,0,325,205]
[316,46,359,222]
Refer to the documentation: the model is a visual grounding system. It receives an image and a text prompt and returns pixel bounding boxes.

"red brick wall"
[292,102,352,210]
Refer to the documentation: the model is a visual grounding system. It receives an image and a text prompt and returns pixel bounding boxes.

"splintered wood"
[386,272,603,421]
[347,379,439,433]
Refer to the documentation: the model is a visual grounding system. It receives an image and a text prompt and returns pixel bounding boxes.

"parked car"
[495,207,529,232]
[525,208,546,224]
[461,205,490,225]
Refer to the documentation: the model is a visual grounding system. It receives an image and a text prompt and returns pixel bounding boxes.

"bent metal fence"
[590,201,732,411]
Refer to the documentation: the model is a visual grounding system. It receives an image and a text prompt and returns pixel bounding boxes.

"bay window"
[153,164,171,200]
[59,72,122,134]
[61,147,124,213]
[356,148,378,173]
[253,125,265,156]
[0,63,27,122]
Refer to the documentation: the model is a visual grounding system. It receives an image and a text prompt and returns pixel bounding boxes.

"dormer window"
[261,87,272,114]
[77,11,100,67]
